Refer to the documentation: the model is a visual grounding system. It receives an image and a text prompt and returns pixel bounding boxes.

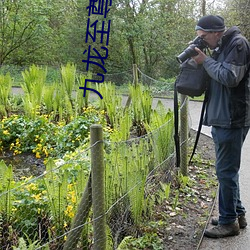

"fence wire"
[0,118,182,249]
[0,67,192,249]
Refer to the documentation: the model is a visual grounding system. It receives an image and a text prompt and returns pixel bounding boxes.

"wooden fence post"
[133,64,138,86]
[91,124,106,250]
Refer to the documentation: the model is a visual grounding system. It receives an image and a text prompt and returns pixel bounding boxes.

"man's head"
[195,15,225,49]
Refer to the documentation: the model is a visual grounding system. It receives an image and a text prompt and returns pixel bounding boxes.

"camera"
[176,36,208,64]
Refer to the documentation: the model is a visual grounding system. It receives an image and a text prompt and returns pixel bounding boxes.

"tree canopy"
[0,0,248,80]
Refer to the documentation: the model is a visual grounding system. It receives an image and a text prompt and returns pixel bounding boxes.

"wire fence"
[0,65,191,249]
[0,116,191,249]
[1,63,174,97]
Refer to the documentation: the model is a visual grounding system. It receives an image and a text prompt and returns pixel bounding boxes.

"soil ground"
[159,130,217,250]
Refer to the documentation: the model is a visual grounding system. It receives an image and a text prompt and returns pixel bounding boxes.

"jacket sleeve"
[203,37,250,87]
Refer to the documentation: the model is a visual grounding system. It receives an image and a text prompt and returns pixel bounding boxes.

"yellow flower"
[32,193,42,201]
[42,147,49,157]
[65,205,74,218]
[71,195,76,204]
[36,152,41,158]
[26,183,37,191]
[14,149,20,155]
[10,143,14,150]
[3,130,9,135]
[100,110,106,115]
[12,207,17,212]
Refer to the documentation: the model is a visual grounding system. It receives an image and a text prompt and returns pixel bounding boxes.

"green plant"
[21,65,47,118]
[76,72,92,111]
[145,100,174,163]
[0,161,15,222]
[61,63,76,102]
[12,176,49,241]
[0,107,104,158]
[13,237,40,250]
[96,81,123,128]
[105,136,153,231]
[109,109,132,141]
[178,173,191,189]
[0,73,12,117]
[43,84,55,114]
[129,83,153,129]
[117,233,163,250]
[158,182,171,203]
[172,190,180,210]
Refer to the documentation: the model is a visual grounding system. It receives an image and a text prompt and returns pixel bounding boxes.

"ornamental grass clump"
[21,65,47,118]
[129,84,153,135]
[60,63,76,103]
[97,81,122,128]
[0,73,12,117]
[145,100,175,164]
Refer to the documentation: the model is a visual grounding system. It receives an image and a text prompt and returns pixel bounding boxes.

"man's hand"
[192,47,207,64]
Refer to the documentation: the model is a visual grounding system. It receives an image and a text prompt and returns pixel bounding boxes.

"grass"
[0,65,63,86]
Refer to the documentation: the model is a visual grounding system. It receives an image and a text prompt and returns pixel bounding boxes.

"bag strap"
[188,91,208,164]
[174,80,180,168]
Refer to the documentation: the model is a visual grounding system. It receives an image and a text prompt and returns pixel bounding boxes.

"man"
[192,15,250,238]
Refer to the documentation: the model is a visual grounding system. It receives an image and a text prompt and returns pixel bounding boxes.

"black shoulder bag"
[175,58,208,97]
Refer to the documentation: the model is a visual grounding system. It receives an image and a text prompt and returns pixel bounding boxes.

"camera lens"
[176,45,198,63]
[176,37,208,63]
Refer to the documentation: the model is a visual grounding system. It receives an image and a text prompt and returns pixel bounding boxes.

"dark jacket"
[203,26,250,128]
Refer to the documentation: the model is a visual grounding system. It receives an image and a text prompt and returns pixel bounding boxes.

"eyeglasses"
[199,32,214,40]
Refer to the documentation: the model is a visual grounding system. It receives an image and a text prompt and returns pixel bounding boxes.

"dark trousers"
[211,126,249,225]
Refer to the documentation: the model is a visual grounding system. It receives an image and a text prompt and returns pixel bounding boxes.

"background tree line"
[0,0,250,82]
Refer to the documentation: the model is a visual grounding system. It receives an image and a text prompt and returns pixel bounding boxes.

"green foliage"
[105,136,153,227]
[0,0,228,79]
[43,85,55,113]
[76,72,92,111]
[13,235,46,250]
[43,159,68,229]
[12,177,48,240]
[0,73,12,116]
[158,182,171,203]
[109,109,132,141]
[0,0,51,65]
[129,83,153,128]
[97,81,123,128]
[117,233,163,250]
[145,100,175,163]
[0,161,14,222]
[0,77,179,248]
[0,108,102,157]
[21,65,47,118]
[61,63,76,101]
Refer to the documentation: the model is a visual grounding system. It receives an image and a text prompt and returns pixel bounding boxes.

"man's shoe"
[204,222,240,238]
[211,214,247,229]
[238,215,248,228]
